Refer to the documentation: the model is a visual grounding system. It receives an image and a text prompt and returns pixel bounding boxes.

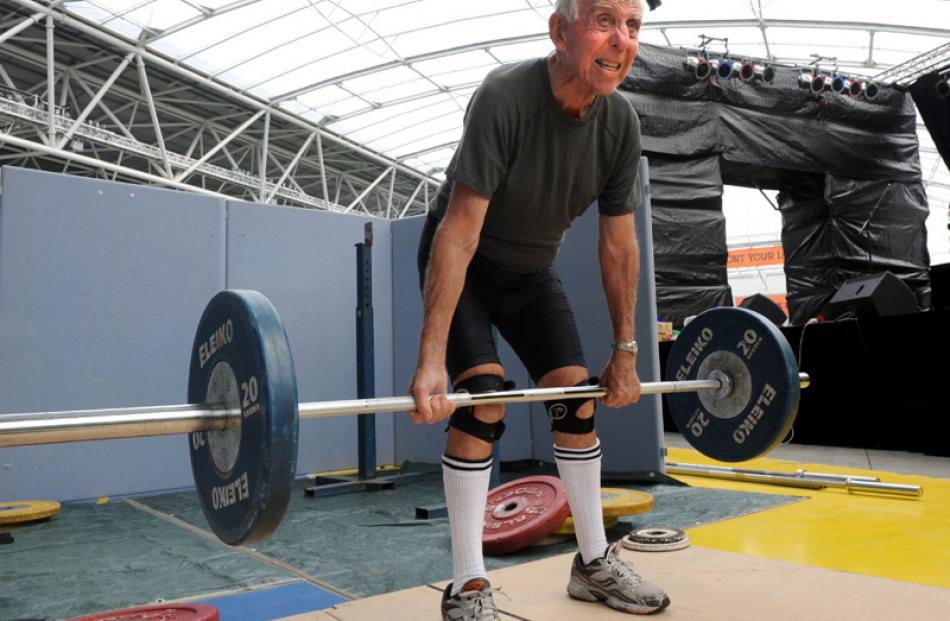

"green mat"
[0,468,803,620]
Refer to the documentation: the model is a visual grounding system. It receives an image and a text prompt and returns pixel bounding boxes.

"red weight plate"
[482,475,570,555]
[65,604,219,621]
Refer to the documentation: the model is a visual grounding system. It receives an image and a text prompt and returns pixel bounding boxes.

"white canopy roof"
[64,0,950,183]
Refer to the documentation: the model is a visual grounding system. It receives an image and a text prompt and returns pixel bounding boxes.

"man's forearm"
[417,182,489,368]
[599,228,640,343]
[418,227,476,367]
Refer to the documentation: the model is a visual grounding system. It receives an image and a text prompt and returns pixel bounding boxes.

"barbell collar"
[0,373,810,448]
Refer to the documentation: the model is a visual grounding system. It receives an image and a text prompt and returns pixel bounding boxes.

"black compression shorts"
[418,216,587,383]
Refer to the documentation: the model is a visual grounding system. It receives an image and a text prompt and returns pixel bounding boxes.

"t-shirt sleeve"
[443,81,511,200]
[597,110,642,216]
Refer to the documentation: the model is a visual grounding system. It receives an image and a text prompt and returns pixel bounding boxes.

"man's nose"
[610,26,632,49]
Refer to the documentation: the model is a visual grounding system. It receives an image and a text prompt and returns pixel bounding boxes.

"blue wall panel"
[225,203,394,473]
[0,167,225,501]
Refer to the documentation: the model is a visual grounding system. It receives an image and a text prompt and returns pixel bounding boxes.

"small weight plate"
[551,514,620,536]
[666,307,800,462]
[621,527,691,552]
[600,488,655,517]
[0,500,61,525]
[188,290,298,546]
[482,475,570,555]
[65,603,219,621]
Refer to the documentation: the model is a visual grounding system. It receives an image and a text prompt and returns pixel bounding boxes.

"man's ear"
[549,12,568,53]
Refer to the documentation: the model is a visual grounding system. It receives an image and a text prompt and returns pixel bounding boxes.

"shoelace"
[460,586,510,619]
[604,545,645,585]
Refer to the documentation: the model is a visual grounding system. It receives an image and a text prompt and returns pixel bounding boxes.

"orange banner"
[728,245,785,269]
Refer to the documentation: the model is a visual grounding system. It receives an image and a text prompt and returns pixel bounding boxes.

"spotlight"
[810,74,832,94]
[684,56,713,80]
[846,78,863,97]
[862,81,879,99]
[739,62,775,83]
[717,59,740,79]
[937,77,950,99]
[830,74,848,94]
[798,71,814,89]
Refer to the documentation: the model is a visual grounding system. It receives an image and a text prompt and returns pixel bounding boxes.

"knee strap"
[447,374,515,443]
[544,377,598,434]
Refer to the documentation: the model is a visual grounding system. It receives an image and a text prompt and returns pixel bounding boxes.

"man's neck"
[546,55,596,118]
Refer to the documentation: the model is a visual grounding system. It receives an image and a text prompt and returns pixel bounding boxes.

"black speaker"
[930,263,950,309]
[822,271,919,320]
[739,293,787,326]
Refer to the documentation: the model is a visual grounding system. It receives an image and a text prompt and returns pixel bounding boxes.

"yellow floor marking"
[666,447,950,588]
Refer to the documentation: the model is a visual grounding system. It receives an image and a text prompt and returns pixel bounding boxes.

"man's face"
[557,0,642,96]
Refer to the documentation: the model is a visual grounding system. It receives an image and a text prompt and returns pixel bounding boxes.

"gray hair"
[556,0,644,22]
[555,0,580,22]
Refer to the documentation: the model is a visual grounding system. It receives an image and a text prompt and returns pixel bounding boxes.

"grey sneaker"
[441,578,502,620]
[568,541,671,615]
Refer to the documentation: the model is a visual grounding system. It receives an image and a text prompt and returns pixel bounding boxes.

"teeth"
[596,59,621,70]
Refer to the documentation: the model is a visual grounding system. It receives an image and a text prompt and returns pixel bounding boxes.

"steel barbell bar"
[0,375,808,448]
[0,290,813,546]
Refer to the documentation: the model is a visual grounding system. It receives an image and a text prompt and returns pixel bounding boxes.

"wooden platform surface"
[277,544,950,621]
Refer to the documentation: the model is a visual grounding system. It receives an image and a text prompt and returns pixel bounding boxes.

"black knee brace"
[544,377,598,434]
[447,374,514,443]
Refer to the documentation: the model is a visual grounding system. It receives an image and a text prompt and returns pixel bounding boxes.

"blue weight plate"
[188,290,298,545]
[666,307,799,462]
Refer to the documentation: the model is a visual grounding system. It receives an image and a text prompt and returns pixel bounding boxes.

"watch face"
[615,341,638,354]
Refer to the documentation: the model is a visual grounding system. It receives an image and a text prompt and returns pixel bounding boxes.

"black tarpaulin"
[619,43,931,324]
[780,177,932,323]
[648,155,732,326]
[910,71,950,171]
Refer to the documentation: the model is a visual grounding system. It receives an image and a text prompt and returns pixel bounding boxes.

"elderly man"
[409,0,670,618]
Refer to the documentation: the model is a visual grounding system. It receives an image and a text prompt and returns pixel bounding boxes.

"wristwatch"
[612,339,639,356]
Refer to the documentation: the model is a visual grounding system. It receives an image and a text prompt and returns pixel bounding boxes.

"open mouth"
[596,59,622,71]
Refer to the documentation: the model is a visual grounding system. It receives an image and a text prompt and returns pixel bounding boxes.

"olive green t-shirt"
[430,58,642,273]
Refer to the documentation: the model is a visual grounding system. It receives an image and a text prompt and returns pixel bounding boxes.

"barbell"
[0,290,809,546]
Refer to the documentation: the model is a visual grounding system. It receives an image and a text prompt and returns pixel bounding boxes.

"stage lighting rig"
[798,56,878,99]
[739,61,775,83]
[683,36,774,86]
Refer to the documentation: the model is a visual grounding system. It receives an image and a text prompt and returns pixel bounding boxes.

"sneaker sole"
[568,581,671,615]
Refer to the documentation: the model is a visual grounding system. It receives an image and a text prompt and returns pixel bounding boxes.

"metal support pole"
[45,14,55,145]
[356,222,376,480]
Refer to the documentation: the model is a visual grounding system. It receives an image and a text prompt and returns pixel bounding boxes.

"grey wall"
[1,158,663,502]
[224,203,395,473]
[391,159,664,473]
[0,168,394,501]
[0,167,225,501]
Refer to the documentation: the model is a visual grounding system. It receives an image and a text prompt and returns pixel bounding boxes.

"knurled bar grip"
[0,374,810,448]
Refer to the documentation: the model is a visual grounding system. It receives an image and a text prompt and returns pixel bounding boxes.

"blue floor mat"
[196,581,347,621]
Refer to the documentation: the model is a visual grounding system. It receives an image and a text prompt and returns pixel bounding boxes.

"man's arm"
[598,212,642,408]
[409,181,490,423]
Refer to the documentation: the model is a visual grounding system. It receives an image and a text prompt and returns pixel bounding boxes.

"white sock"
[442,453,493,596]
[554,440,608,564]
